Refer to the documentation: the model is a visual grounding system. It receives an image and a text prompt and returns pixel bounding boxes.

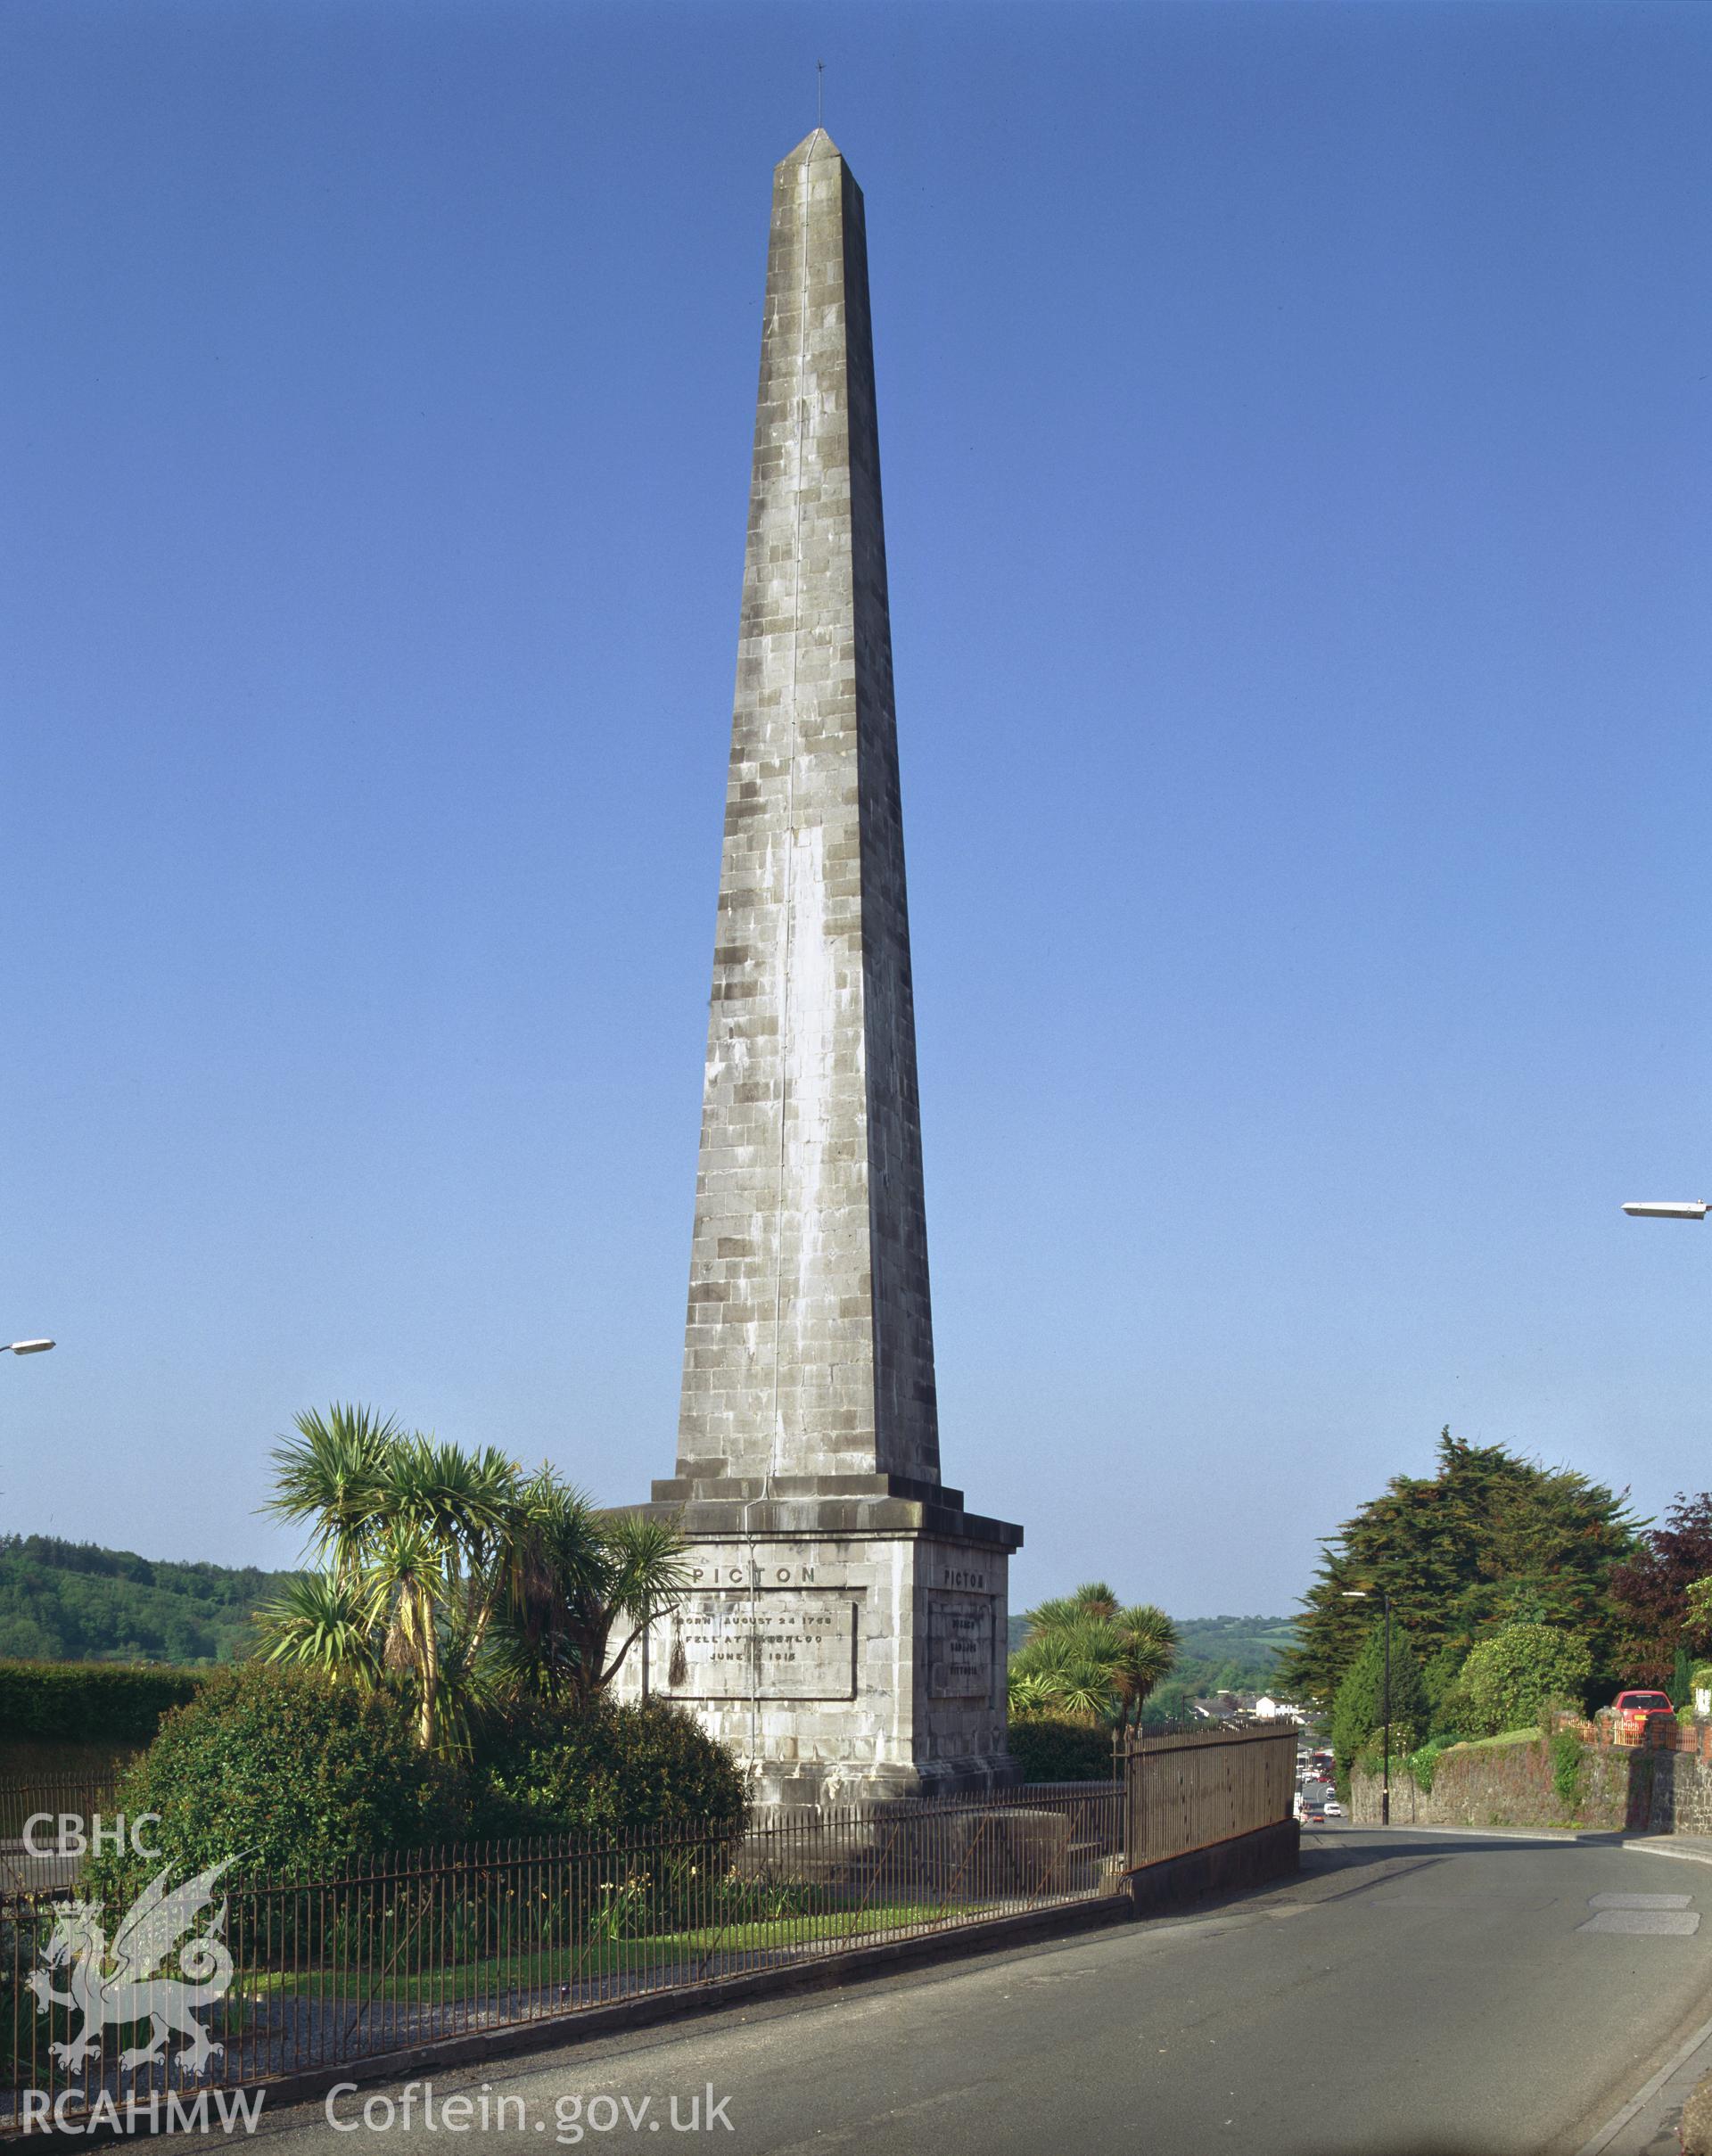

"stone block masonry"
[1353,1734,1712,1834]
[629,1535,1012,1809]
[614,133,1021,1806]
[677,129,935,1487]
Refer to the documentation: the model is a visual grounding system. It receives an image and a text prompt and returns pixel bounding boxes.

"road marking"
[1590,1893,1693,1911]
[1578,1910,1700,1935]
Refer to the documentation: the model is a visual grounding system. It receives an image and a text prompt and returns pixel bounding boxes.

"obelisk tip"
[779,127,840,169]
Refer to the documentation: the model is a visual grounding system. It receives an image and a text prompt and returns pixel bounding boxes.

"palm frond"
[260,1403,399,1580]
[254,1572,380,1686]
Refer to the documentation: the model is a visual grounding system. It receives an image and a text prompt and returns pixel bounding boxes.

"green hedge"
[0,1658,204,1744]
[1007,1716,1115,1782]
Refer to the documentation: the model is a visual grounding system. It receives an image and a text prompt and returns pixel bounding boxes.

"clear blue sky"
[3,0,1708,1617]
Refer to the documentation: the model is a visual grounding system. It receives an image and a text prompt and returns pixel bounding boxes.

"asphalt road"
[252,1828,1712,2156]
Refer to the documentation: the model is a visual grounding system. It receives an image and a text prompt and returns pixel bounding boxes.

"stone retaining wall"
[1353,1735,1712,1833]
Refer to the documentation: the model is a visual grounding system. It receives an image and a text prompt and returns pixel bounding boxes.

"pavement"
[244,1827,1712,2156]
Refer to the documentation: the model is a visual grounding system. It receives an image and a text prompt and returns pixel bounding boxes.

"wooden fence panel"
[1122,1724,1296,1868]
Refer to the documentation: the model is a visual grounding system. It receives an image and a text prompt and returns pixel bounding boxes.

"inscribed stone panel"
[928,1593,995,1700]
[655,1591,860,1702]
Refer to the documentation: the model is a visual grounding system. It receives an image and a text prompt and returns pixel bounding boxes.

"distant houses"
[1189,1689,1307,1726]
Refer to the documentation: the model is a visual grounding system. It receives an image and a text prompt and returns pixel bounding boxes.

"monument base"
[612,1477,1024,1810]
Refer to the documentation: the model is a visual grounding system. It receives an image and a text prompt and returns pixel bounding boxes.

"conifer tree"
[1281,1431,1636,1709]
[1329,1621,1428,1780]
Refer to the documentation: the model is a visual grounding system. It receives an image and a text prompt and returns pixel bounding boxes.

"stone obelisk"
[618,131,1022,1806]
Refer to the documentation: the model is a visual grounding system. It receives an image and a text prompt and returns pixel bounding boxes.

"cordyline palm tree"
[1027,1582,1121,1628]
[488,1471,690,1708]
[1008,1584,1180,1732]
[1008,1629,1121,1723]
[256,1404,689,1752]
[1105,1603,1179,1732]
[365,1436,517,1747]
[257,1572,380,1688]
[263,1404,399,1587]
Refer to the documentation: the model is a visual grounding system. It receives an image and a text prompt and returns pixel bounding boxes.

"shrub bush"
[1357,1728,1435,1786]
[1006,1715,1114,1782]
[1404,1736,1458,1794]
[83,1665,461,1903]
[1551,1732,1584,1811]
[0,1658,202,1745]
[468,1698,747,1844]
[1453,1625,1593,1739]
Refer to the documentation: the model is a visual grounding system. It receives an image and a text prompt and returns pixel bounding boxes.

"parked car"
[1609,1689,1675,1742]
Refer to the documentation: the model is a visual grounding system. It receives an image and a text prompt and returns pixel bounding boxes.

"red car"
[1610,1689,1675,1741]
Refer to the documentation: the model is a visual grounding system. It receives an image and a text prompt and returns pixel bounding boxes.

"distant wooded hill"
[0,1535,296,1665]
[1006,1609,1298,1703]
[2,1535,1302,1693]
[1166,1614,1299,1699]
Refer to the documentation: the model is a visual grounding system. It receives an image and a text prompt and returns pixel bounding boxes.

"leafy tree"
[1280,1430,1637,1709]
[1329,1623,1428,1779]
[1684,1577,1712,1658]
[1422,1638,1469,1724]
[1444,1623,1593,1737]
[1008,1585,1179,1731]
[1609,1494,1712,1690]
[1139,1676,1197,1727]
[0,1535,294,1665]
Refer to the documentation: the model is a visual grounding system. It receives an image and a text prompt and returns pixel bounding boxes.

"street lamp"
[3,1339,54,1356]
[1622,1202,1710,1220]
[1343,1588,1392,1827]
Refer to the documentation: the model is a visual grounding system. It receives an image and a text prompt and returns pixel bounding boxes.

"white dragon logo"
[26,1862,235,2079]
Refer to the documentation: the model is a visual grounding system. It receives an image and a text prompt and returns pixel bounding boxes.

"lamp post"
[3,1340,54,1356]
[1343,1588,1392,1826]
[1622,1202,1710,1220]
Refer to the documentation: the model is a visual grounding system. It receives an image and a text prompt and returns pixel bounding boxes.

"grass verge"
[242,1903,980,2005]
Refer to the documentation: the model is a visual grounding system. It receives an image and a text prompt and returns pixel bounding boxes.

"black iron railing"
[2,1782,1122,2127]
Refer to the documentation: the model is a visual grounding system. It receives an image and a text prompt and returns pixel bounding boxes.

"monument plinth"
[616,129,1021,1807]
